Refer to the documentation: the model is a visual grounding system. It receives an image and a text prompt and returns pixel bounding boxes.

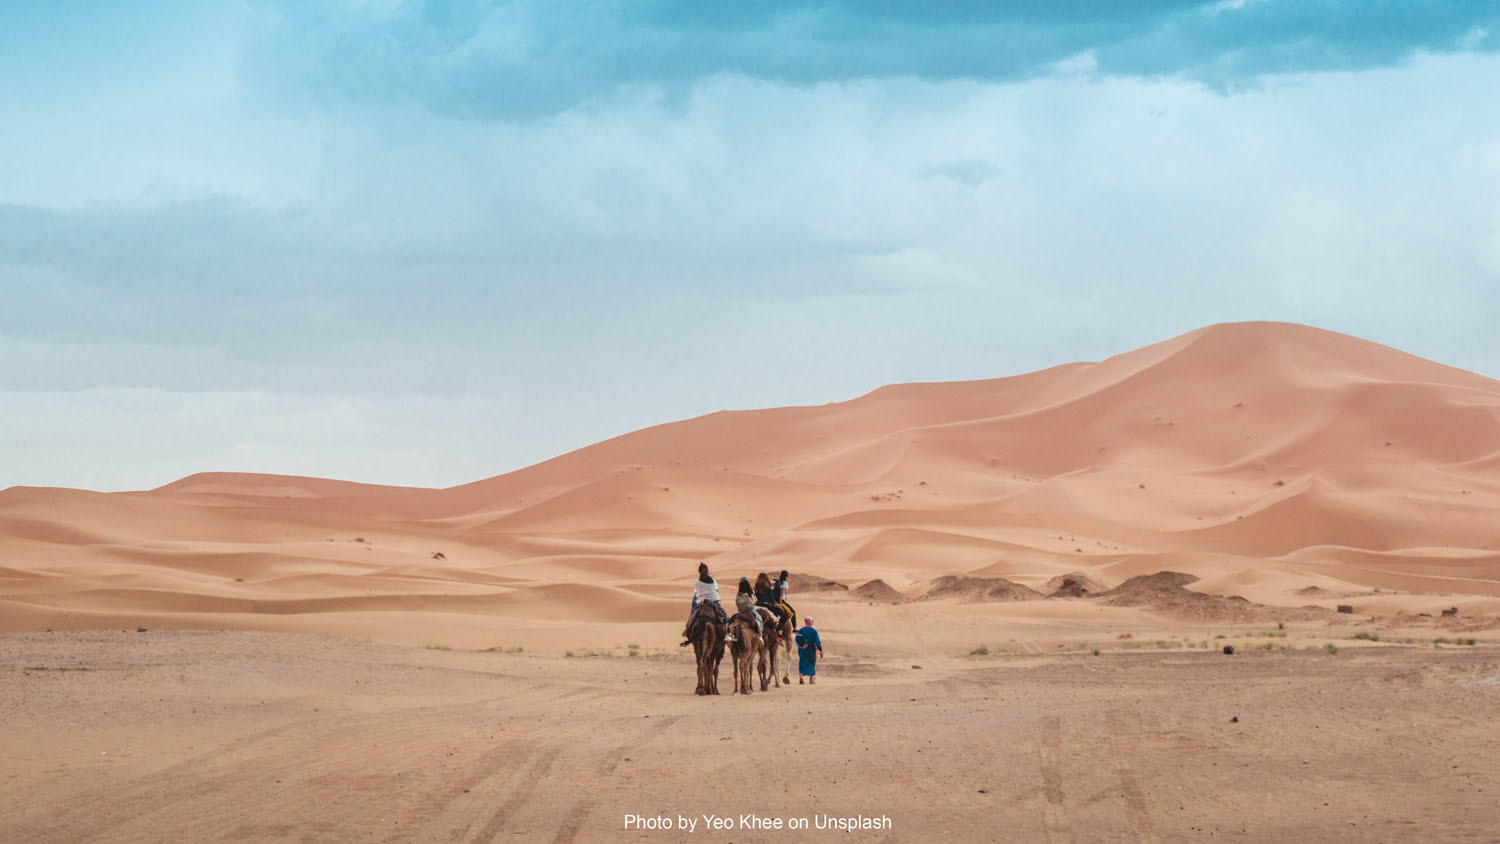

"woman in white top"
[682,562,731,645]
[692,563,721,611]
[691,563,729,621]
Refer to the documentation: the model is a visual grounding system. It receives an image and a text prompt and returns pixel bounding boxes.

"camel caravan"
[681,565,821,695]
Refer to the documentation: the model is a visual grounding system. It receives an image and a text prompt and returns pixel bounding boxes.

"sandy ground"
[4,609,1498,844]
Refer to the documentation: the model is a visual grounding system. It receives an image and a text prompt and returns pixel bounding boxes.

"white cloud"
[3,44,1499,489]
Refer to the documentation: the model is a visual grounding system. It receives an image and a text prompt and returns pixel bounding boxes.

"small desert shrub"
[425,644,451,651]
[970,645,989,656]
[1433,637,1452,646]
[1092,648,1101,656]
[1324,643,1339,655]
[1352,631,1379,641]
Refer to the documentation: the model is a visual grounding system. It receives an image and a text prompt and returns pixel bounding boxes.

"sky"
[3,0,1499,491]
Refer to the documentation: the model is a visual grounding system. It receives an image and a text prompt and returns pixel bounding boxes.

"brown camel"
[728,612,763,695]
[754,607,794,690]
[684,603,727,695]
[762,607,794,687]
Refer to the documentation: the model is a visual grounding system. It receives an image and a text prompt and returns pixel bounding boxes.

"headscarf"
[697,562,713,584]
[737,577,752,595]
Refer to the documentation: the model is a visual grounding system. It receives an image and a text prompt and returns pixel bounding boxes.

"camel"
[756,606,793,691]
[683,603,727,695]
[728,612,763,695]
[756,609,777,691]
[770,607,795,685]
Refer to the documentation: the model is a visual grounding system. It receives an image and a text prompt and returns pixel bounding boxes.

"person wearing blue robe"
[796,618,823,684]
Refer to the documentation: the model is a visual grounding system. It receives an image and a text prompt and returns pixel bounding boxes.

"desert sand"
[3,321,1499,841]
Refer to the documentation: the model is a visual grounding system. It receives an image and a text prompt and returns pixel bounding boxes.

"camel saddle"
[684,601,726,640]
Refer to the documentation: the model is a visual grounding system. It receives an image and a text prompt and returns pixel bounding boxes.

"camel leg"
[743,640,758,694]
[733,636,752,695]
[714,638,726,695]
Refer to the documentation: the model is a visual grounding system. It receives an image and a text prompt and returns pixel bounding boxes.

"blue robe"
[797,625,822,676]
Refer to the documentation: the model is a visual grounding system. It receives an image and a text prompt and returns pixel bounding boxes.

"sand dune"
[3,321,1499,641]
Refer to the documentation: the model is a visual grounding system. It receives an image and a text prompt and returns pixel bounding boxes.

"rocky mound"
[1093,571,1326,622]
[853,578,907,604]
[1045,572,1109,598]
[920,575,1044,602]
[789,573,848,593]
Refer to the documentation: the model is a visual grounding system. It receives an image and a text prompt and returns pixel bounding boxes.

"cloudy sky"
[3,1,1499,491]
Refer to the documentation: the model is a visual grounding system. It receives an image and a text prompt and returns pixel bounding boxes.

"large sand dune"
[3,321,1499,642]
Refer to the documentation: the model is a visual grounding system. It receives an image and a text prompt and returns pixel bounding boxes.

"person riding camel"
[754,572,789,627]
[689,563,728,623]
[774,569,795,626]
[680,563,732,647]
[734,576,762,634]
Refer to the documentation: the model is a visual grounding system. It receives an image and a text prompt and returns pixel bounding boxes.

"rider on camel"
[689,563,728,622]
[734,576,762,634]
[754,572,790,627]
[774,569,795,626]
[681,563,732,646]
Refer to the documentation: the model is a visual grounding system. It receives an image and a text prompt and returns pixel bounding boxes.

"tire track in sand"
[551,714,686,844]
[1107,710,1161,844]
[468,744,568,844]
[17,717,472,844]
[1038,714,1075,844]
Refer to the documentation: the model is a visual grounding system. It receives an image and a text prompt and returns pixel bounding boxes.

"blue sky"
[3,1,1499,490]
